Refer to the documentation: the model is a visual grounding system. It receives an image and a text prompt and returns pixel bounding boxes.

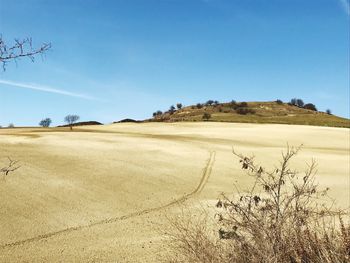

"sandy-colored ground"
[0,122,348,262]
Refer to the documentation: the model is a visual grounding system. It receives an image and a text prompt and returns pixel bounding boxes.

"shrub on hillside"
[196,103,203,109]
[239,102,248,107]
[231,104,239,110]
[176,103,183,110]
[202,112,211,121]
[304,103,317,111]
[236,107,255,115]
[326,109,332,115]
[276,99,283,104]
[166,146,350,263]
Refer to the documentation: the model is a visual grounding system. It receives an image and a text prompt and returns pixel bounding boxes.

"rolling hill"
[149,101,350,128]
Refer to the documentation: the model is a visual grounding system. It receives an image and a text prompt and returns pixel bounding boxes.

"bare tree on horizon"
[39,118,52,127]
[64,115,80,130]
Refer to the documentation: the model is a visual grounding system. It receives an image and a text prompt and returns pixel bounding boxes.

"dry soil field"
[0,122,348,262]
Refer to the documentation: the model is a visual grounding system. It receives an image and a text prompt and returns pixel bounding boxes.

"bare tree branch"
[0,157,20,179]
[0,36,51,70]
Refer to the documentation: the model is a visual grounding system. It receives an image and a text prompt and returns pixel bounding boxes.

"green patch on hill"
[149,101,349,128]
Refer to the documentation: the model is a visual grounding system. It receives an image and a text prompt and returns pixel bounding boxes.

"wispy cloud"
[339,0,350,15]
[0,79,96,100]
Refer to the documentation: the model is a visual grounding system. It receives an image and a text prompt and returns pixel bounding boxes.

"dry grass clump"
[164,211,229,263]
[166,146,349,263]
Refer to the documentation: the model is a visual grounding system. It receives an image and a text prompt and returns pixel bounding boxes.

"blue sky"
[0,0,349,126]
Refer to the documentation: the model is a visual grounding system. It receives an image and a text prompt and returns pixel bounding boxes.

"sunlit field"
[0,122,348,262]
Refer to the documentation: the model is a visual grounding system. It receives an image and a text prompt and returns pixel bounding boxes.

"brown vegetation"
[166,146,349,263]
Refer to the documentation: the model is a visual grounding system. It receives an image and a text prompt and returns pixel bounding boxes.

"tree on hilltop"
[64,115,80,130]
[153,110,163,117]
[169,105,176,114]
[206,100,214,106]
[290,98,304,107]
[196,103,203,109]
[39,118,52,127]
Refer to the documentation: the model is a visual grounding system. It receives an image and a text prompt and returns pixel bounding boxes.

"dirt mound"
[114,118,141,123]
[58,121,103,127]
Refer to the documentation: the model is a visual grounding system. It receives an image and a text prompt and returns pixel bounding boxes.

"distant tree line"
[288,98,318,111]
[153,102,185,118]
[37,115,80,130]
[152,99,256,121]
[277,99,332,114]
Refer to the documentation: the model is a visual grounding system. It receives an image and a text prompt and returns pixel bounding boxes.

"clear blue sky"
[0,0,349,126]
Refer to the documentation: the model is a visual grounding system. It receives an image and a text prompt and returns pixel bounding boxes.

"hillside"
[150,101,350,128]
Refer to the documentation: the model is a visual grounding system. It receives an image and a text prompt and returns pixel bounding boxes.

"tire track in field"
[0,151,216,249]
